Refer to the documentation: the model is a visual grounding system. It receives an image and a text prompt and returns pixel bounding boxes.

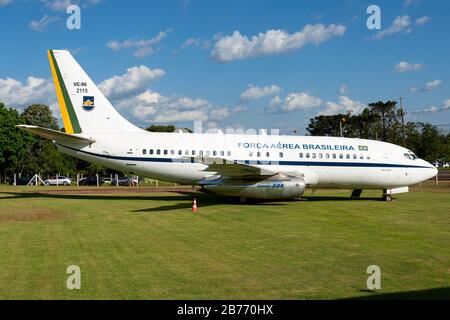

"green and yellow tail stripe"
[48,50,82,134]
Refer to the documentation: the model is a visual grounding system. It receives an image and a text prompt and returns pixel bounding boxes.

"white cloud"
[415,16,431,26]
[153,110,209,123]
[113,88,243,124]
[98,65,166,100]
[444,99,450,107]
[43,0,72,11]
[339,84,349,94]
[134,47,155,58]
[41,0,103,11]
[268,95,282,112]
[0,76,55,109]
[374,15,411,39]
[394,61,424,72]
[410,79,442,92]
[425,80,442,90]
[29,15,61,32]
[107,29,173,58]
[404,0,420,7]
[268,92,323,113]
[240,84,281,102]
[318,96,365,116]
[0,0,11,6]
[210,107,232,121]
[181,38,211,50]
[212,23,346,62]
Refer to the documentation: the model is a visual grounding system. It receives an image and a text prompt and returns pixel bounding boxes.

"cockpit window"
[404,153,418,160]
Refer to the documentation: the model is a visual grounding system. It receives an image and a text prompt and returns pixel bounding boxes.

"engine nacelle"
[201,178,306,200]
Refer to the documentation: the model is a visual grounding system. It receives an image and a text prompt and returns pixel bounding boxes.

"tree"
[0,103,30,182]
[368,100,397,141]
[20,104,75,177]
[21,104,58,129]
[145,125,176,132]
[307,114,347,136]
[416,123,442,162]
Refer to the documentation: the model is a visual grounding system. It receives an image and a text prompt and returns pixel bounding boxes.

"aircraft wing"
[16,125,95,145]
[192,156,277,177]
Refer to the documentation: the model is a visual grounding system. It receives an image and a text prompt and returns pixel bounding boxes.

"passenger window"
[157,149,161,155]
[249,151,253,157]
[171,150,175,155]
[199,151,204,156]
[299,153,303,158]
[312,153,316,159]
[319,153,323,159]
[213,151,217,156]
[279,152,283,158]
[333,154,337,159]
[367,155,370,160]
[227,151,231,156]
[206,151,210,156]
[150,149,154,155]
[339,154,344,159]
[192,150,196,156]
[257,152,261,157]
[178,150,182,156]
[353,154,357,159]
[326,153,330,159]
[185,150,189,156]
[359,154,363,160]
[346,154,350,159]
[220,151,225,156]
[142,149,147,155]
[306,153,310,159]
[266,152,270,157]
[164,150,168,155]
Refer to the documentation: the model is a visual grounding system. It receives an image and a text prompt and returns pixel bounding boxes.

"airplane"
[17,50,438,202]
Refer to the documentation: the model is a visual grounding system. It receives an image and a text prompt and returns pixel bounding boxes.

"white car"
[44,176,72,186]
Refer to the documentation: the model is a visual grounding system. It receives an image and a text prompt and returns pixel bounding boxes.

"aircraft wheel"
[382,194,393,202]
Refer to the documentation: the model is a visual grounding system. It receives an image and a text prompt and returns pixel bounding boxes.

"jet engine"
[200,177,306,200]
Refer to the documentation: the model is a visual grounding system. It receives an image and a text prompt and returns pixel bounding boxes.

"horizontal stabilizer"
[16,125,95,145]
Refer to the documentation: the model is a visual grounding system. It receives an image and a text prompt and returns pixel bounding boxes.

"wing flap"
[192,156,276,177]
[16,125,95,145]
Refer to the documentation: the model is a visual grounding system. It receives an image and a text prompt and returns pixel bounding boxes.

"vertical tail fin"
[48,50,141,134]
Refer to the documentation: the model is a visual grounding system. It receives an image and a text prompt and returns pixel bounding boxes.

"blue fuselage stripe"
[56,143,432,169]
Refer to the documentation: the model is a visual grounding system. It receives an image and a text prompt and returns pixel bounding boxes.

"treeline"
[0,102,186,183]
[307,101,450,162]
[0,103,115,182]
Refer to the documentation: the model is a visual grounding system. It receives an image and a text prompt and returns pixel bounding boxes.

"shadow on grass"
[346,287,450,300]
[0,191,286,213]
[0,191,384,213]
[303,196,382,202]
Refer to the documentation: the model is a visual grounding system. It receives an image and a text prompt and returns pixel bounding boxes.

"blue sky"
[0,0,449,133]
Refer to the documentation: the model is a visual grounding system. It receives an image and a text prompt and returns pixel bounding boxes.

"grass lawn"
[0,182,449,300]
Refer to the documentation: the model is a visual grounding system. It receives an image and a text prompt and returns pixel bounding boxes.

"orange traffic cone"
[192,197,198,212]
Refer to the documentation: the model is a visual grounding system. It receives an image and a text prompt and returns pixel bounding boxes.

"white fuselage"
[55,130,437,190]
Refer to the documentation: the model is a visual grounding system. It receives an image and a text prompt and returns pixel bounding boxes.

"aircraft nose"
[432,165,438,177]
[425,161,438,179]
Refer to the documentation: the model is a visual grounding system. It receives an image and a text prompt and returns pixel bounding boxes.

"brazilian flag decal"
[358,145,369,151]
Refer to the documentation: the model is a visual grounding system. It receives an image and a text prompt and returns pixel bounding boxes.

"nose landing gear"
[382,191,393,202]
